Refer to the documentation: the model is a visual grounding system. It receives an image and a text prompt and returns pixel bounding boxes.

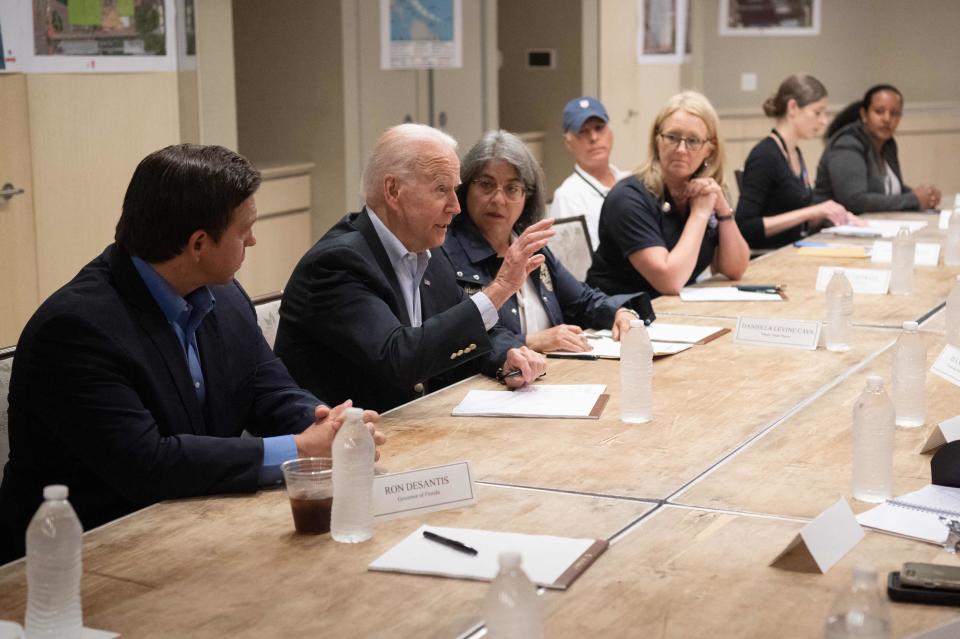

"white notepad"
[856,484,960,545]
[369,524,607,589]
[550,336,693,359]
[451,384,607,418]
[646,323,727,344]
[679,287,782,302]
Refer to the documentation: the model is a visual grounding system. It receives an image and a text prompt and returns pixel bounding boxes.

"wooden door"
[0,74,38,348]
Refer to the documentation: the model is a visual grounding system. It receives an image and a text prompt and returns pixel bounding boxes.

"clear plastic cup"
[281,457,333,534]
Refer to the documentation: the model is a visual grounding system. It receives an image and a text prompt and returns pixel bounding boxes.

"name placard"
[373,461,477,521]
[815,266,891,295]
[734,316,821,351]
[870,241,941,267]
[931,345,960,388]
[941,208,953,230]
[770,498,864,574]
[920,415,960,454]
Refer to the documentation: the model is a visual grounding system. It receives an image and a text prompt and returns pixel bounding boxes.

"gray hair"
[457,129,546,232]
[362,123,458,204]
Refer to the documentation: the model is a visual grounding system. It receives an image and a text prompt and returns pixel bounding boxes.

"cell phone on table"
[900,562,960,591]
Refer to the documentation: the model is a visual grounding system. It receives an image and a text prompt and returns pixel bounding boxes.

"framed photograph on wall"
[720,0,821,37]
[637,0,690,64]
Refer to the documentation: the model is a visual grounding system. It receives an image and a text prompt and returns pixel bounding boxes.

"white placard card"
[373,461,477,521]
[920,415,960,454]
[941,208,953,231]
[870,241,941,267]
[931,345,960,387]
[770,498,864,574]
[815,266,891,295]
[734,317,821,350]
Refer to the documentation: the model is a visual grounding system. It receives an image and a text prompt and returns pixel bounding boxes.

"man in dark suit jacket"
[275,124,553,413]
[0,145,381,563]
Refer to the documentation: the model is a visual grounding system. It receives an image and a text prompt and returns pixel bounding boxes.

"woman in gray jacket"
[814,84,940,213]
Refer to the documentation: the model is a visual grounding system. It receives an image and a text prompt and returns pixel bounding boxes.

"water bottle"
[824,269,854,352]
[888,226,914,295]
[823,565,891,639]
[851,376,895,503]
[619,319,652,423]
[892,320,926,428]
[945,209,960,266]
[331,407,374,543]
[483,552,543,639]
[947,275,960,347]
[25,485,83,639]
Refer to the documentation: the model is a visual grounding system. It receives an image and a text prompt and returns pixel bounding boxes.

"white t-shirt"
[548,164,630,250]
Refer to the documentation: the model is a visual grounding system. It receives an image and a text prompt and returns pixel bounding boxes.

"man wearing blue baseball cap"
[549,96,630,250]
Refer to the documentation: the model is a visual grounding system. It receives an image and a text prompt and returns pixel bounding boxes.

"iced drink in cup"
[281,457,333,534]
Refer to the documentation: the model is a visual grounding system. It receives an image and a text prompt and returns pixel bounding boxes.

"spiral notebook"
[856,484,960,545]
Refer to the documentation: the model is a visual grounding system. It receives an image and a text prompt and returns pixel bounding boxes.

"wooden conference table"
[1,212,959,637]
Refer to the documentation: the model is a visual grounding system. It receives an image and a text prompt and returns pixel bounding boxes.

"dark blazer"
[275,209,523,414]
[442,215,652,336]
[814,121,920,213]
[0,245,318,563]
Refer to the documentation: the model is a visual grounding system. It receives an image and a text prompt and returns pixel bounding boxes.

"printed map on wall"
[33,0,166,57]
[380,0,462,70]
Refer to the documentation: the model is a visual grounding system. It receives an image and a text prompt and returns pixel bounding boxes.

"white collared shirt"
[367,207,498,329]
[549,164,630,250]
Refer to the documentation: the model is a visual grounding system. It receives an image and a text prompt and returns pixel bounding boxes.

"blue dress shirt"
[131,257,297,486]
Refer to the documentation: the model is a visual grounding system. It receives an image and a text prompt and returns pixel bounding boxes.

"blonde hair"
[638,91,726,199]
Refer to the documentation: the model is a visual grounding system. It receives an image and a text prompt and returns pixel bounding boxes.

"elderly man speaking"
[276,124,552,413]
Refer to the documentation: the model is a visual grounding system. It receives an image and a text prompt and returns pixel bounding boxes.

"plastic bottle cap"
[344,407,363,420]
[865,375,884,390]
[498,551,522,568]
[629,319,645,329]
[43,485,68,500]
[902,321,918,330]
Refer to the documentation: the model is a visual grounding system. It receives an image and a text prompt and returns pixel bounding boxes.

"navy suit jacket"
[442,215,653,336]
[0,245,319,562]
[275,209,523,413]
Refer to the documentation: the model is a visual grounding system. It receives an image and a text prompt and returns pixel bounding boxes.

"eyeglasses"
[658,132,709,151]
[472,178,528,202]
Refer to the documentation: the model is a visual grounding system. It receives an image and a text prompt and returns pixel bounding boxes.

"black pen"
[423,530,478,556]
[547,353,598,360]
[736,284,781,294]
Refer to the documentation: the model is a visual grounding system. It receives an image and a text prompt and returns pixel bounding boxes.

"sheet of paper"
[815,266,891,294]
[931,345,960,387]
[679,287,782,302]
[652,341,693,356]
[820,225,883,238]
[451,384,607,418]
[865,219,929,237]
[795,246,869,259]
[646,323,726,344]
[870,241,941,266]
[369,524,598,587]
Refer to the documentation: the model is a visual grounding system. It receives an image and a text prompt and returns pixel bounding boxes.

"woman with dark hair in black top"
[736,75,859,250]
[815,84,941,213]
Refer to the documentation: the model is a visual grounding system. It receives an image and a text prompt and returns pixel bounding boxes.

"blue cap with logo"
[562,96,609,133]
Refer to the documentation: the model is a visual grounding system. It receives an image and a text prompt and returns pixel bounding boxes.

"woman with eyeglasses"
[815,84,941,213]
[586,91,750,298]
[736,75,860,250]
[443,130,652,354]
